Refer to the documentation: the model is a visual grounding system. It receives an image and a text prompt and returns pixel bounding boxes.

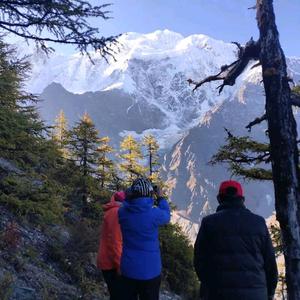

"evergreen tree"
[0,42,45,161]
[119,135,145,184]
[52,110,69,159]
[0,40,70,223]
[69,113,100,204]
[210,132,272,181]
[143,134,160,182]
[96,136,114,188]
[294,85,300,95]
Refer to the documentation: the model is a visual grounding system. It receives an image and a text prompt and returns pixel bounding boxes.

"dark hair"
[225,186,238,196]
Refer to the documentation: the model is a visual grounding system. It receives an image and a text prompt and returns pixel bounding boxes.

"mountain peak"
[24,30,237,94]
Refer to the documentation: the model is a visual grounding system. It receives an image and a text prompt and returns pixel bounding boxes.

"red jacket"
[97,196,123,271]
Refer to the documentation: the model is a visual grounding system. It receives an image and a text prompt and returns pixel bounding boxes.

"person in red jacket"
[97,191,126,300]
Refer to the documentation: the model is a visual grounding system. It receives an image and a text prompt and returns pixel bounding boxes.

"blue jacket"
[118,197,170,280]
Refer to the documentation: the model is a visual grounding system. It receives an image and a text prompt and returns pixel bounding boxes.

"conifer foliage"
[97,136,114,188]
[211,132,272,180]
[143,134,161,183]
[0,0,118,56]
[68,112,101,206]
[69,113,100,177]
[0,41,65,222]
[52,110,69,159]
[119,135,145,183]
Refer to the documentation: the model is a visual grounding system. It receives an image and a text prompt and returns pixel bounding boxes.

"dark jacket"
[118,197,170,280]
[194,201,278,300]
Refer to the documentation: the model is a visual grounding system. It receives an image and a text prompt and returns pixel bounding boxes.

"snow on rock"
[266,214,286,299]
[171,211,200,243]
[23,30,300,151]
[22,30,259,148]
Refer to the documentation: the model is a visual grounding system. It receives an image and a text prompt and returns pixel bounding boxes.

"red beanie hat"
[218,180,243,197]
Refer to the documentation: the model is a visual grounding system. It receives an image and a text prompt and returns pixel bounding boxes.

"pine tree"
[143,134,161,183]
[96,136,114,188]
[52,110,69,159]
[119,135,145,184]
[210,132,272,181]
[69,113,100,204]
[0,39,71,223]
[70,112,99,176]
[0,41,45,159]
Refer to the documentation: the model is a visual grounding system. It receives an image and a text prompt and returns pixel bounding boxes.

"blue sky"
[47,0,300,56]
[83,0,299,57]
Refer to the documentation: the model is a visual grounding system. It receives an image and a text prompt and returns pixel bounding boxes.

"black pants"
[102,269,120,300]
[120,275,161,300]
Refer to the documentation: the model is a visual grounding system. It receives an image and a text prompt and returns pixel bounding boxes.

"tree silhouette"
[0,1,118,57]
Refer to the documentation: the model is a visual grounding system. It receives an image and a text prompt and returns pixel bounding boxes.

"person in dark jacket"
[118,178,170,300]
[194,180,278,300]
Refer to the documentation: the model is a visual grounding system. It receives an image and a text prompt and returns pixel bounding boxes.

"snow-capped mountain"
[28,30,265,148]
[25,30,300,241]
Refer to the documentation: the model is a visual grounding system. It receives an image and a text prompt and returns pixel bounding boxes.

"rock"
[160,290,182,300]
[11,286,36,300]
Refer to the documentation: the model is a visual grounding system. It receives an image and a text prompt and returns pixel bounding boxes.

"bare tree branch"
[291,91,300,107]
[251,61,261,69]
[248,5,257,10]
[224,127,233,138]
[246,114,267,131]
[188,38,260,93]
[245,93,300,132]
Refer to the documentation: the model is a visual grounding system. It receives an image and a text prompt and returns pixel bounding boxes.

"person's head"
[113,191,126,203]
[217,180,245,204]
[130,178,154,199]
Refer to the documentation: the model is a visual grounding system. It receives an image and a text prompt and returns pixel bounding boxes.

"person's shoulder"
[201,212,219,224]
[242,209,268,232]
[245,209,266,223]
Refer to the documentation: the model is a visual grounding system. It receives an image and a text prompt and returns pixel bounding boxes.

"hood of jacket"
[123,197,154,213]
[103,200,122,211]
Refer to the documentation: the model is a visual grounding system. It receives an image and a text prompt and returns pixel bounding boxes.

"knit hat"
[218,180,243,197]
[130,178,154,197]
[114,191,126,202]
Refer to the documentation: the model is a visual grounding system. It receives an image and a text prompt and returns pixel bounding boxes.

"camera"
[152,185,158,193]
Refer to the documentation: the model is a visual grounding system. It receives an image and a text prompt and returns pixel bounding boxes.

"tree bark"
[257,0,300,298]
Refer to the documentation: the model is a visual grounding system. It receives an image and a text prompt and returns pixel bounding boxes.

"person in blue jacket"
[118,177,170,300]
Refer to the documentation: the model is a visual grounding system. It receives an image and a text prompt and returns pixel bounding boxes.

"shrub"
[160,223,199,299]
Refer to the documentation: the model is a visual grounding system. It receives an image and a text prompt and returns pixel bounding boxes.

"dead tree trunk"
[188,0,300,297]
[257,1,300,298]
